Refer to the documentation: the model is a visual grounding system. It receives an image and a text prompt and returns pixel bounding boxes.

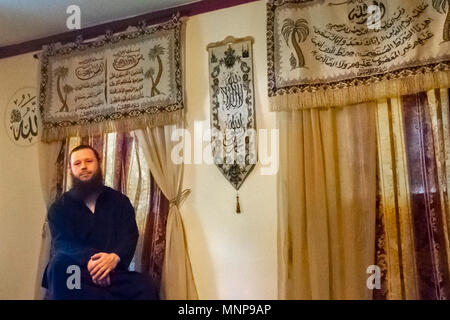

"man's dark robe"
[42,185,158,300]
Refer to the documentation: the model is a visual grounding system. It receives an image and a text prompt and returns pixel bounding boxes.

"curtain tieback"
[169,188,191,207]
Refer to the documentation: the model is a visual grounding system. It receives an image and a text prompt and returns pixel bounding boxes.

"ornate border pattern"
[38,14,184,136]
[266,0,450,98]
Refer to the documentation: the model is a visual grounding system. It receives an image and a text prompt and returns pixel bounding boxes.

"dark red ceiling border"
[0,0,260,60]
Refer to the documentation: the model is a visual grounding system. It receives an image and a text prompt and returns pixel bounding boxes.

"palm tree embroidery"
[145,44,165,97]
[281,18,310,69]
[62,84,73,111]
[433,0,450,42]
[54,66,73,112]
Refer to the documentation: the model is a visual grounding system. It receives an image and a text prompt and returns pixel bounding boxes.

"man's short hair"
[69,144,101,163]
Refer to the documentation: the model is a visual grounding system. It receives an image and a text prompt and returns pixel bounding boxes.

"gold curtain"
[278,88,450,300]
[136,125,198,300]
[277,102,377,299]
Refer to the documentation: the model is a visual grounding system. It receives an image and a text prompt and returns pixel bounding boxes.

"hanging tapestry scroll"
[207,36,257,212]
[38,15,185,142]
[267,0,450,110]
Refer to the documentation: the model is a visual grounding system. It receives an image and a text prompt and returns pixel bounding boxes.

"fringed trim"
[269,69,450,111]
[41,108,184,142]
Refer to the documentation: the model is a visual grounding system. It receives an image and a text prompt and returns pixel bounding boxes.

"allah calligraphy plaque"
[207,36,257,191]
[267,0,450,110]
[38,15,185,142]
[4,87,41,146]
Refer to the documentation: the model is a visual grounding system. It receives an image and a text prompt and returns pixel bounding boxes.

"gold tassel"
[236,193,241,214]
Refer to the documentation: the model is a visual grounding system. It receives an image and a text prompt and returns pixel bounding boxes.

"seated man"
[42,144,158,300]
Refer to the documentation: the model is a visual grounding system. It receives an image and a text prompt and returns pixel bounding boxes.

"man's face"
[70,148,100,182]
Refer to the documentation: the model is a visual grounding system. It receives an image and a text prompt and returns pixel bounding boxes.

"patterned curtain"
[56,131,169,289]
[375,88,450,299]
[141,175,170,290]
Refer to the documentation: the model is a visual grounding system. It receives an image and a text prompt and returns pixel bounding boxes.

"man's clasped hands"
[87,252,120,287]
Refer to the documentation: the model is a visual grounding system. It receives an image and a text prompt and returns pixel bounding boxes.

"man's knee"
[138,273,160,300]
[50,254,80,273]
[46,254,84,299]
[120,272,159,300]
[51,253,75,265]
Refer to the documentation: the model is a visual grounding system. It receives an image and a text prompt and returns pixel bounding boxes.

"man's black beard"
[70,168,104,201]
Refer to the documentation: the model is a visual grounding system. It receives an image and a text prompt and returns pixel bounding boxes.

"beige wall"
[0,52,46,299]
[182,1,277,299]
[0,0,277,299]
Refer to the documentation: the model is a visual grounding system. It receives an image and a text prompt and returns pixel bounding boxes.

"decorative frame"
[38,15,185,142]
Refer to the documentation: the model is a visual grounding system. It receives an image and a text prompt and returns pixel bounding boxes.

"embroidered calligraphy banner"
[207,36,257,190]
[38,16,184,142]
[267,0,450,110]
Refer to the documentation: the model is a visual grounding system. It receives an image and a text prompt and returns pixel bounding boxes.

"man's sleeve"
[48,202,99,267]
[112,197,139,270]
